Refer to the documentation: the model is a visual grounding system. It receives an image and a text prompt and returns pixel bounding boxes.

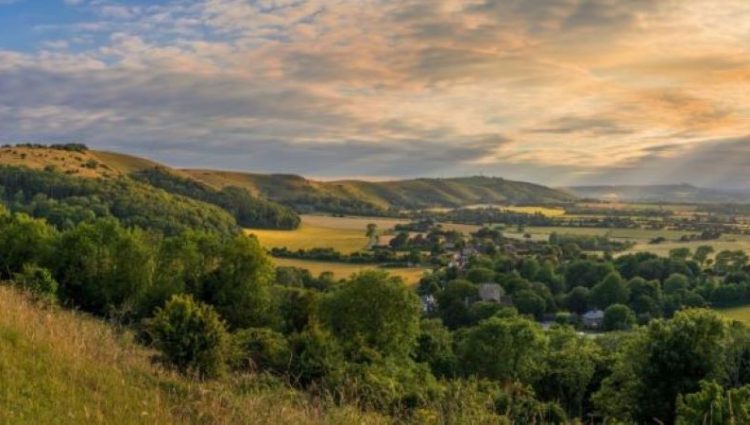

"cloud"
[0,0,748,186]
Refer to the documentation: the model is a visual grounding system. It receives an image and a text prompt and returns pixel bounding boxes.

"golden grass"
[717,305,750,325]
[272,258,428,286]
[0,285,389,425]
[247,223,369,254]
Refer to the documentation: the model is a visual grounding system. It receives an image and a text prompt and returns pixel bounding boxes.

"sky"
[0,0,749,187]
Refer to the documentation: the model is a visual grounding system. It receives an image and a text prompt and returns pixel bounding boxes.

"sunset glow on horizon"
[1,0,749,187]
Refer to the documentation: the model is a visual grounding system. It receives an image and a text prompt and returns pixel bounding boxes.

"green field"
[273,258,427,285]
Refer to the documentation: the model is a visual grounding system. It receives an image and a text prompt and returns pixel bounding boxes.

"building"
[582,310,605,329]
[420,294,437,313]
[478,283,513,306]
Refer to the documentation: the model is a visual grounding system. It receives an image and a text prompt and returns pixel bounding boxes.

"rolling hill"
[565,184,750,204]
[185,170,576,214]
[0,145,575,219]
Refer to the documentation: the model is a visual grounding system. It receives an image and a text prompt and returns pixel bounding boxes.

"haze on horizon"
[0,0,748,188]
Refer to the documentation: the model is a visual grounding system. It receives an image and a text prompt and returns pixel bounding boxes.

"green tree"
[603,304,636,331]
[676,380,750,425]
[565,286,589,314]
[590,272,629,309]
[514,289,546,319]
[536,326,602,418]
[437,279,478,329]
[693,245,715,266]
[54,219,155,316]
[594,309,728,423]
[321,270,421,360]
[459,315,547,383]
[0,212,57,278]
[148,294,228,378]
[203,235,275,328]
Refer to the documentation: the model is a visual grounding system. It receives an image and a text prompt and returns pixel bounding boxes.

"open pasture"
[272,258,428,285]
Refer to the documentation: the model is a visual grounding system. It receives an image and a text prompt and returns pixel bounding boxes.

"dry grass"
[0,147,169,181]
[0,285,390,425]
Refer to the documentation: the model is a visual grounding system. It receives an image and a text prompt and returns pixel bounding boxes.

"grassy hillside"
[565,184,749,204]
[187,170,575,214]
[0,285,388,425]
[0,146,300,231]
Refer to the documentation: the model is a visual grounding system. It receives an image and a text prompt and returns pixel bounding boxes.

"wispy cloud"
[0,0,748,186]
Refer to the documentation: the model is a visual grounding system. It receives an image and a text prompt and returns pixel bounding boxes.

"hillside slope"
[566,184,750,204]
[0,145,300,230]
[0,285,388,425]
[186,170,575,214]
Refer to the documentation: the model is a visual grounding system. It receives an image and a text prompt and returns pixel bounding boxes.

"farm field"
[247,222,369,254]
[272,258,428,285]
[717,305,750,325]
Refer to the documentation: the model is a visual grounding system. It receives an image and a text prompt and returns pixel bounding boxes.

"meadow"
[0,285,388,425]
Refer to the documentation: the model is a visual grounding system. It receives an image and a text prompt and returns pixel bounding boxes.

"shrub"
[13,263,58,302]
[148,294,228,378]
[232,327,290,374]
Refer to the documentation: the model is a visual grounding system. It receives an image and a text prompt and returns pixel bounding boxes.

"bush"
[232,327,290,374]
[148,294,228,378]
[13,263,58,302]
[603,304,636,331]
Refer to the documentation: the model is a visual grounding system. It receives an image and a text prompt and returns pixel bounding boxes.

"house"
[478,283,504,303]
[582,310,605,329]
[478,283,514,306]
[420,294,437,313]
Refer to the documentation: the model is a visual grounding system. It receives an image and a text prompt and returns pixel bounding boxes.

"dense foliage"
[132,167,300,229]
[0,166,238,235]
[7,202,750,423]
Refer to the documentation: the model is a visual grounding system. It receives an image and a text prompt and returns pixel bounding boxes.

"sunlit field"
[247,222,369,254]
[718,305,750,325]
[272,258,428,286]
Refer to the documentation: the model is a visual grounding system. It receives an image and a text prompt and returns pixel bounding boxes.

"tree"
[669,247,692,261]
[413,318,457,377]
[0,212,57,278]
[594,309,728,423]
[693,246,714,266]
[365,223,379,248]
[437,279,478,329]
[536,326,602,418]
[320,270,421,360]
[459,315,547,383]
[514,289,546,319]
[603,304,636,331]
[148,294,228,378]
[664,273,689,295]
[53,219,155,316]
[590,272,629,309]
[565,286,589,314]
[676,381,750,425]
[203,235,275,329]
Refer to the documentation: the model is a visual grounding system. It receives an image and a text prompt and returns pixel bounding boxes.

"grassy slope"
[0,285,388,425]
[186,170,575,210]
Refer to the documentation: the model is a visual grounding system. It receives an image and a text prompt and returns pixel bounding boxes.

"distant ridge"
[184,170,576,214]
[565,184,750,204]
